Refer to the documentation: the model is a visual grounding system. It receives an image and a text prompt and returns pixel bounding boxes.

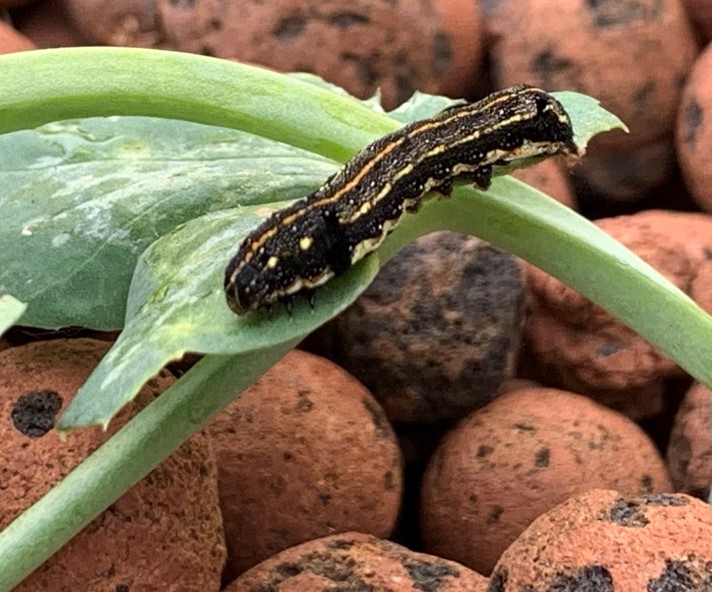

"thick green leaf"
[0,117,336,329]
[57,207,379,428]
[0,294,25,336]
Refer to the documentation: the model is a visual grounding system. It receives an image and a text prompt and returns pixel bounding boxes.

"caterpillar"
[225,84,579,315]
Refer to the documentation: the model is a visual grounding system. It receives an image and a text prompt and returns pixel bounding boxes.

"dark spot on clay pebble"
[168,0,196,7]
[273,15,307,40]
[384,470,396,490]
[640,474,654,492]
[548,565,614,592]
[606,498,649,527]
[640,493,689,507]
[327,538,356,550]
[208,18,221,31]
[535,447,551,468]
[404,559,459,592]
[634,81,656,110]
[531,49,576,87]
[648,557,712,592]
[585,0,663,28]
[487,505,504,524]
[299,551,360,582]
[477,444,495,458]
[115,585,130,592]
[11,390,62,438]
[394,73,417,107]
[487,568,508,592]
[683,98,704,149]
[276,562,303,579]
[328,11,370,28]
[514,422,537,433]
[318,493,332,506]
[341,52,378,88]
[361,397,393,440]
[432,31,452,77]
[596,342,621,357]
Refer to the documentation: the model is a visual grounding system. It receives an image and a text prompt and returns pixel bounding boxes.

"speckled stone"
[677,44,712,213]
[0,339,225,592]
[525,212,699,397]
[420,388,672,575]
[65,0,453,109]
[484,0,698,201]
[208,349,403,579]
[225,532,489,591]
[490,489,712,591]
[333,232,524,424]
[667,382,712,498]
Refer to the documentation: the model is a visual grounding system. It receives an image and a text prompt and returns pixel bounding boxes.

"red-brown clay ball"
[0,339,225,591]
[208,349,403,579]
[420,387,672,575]
[225,532,489,592]
[65,0,453,109]
[333,233,524,424]
[667,382,712,498]
[524,212,698,396]
[485,0,698,201]
[490,489,712,590]
[0,19,35,53]
[677,43,712,213]
[485,0,697,149]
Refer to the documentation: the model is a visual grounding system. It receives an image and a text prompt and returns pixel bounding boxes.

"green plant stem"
[0,343,297,592]
[0,47,394,162]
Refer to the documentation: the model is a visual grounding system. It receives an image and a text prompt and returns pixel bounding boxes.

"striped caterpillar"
[225,84,578,315]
